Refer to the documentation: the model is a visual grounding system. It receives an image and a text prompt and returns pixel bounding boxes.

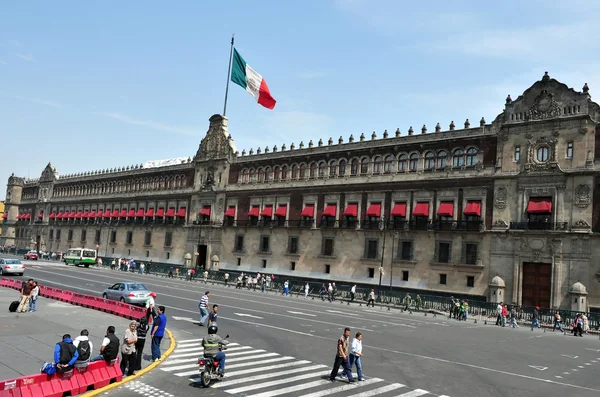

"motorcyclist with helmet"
[202,324,229,376]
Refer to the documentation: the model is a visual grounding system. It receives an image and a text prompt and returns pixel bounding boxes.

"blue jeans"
[349,354,363,380]
[282,287,289,296]
[199,307,209,325]
[531,319,541,329]
[553,321,564,332]
[29,296,37,311]
[214,351,226,370]
[151,336,163,360]
[464,310,468,321]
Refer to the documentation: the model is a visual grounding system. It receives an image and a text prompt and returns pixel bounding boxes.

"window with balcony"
[322,238,334,256]
[567,142,573,159]
[461,201,482,230]
[384,155,393,173]
[248,205,260,226]
[264,167,271,182]
[260,235,270,253]
[291,165,298,179]
[399,240,413,261]
[463,243,478,265]
[424,151,435,170]
[437,150,447,168]
[164,231,173,247]
[281,165,288,180]
[318,161,326,178]
[342,203,358,228]
[329,160,337,177]
[453,148,464,167]
[412,202,430,230]
[360,158,369,175]
[273,166,280,181]
[309,162,317,179]
[288,236,299,254]
[398,154,407,171]
[364,202,381,229]
[338,160,346,176]
[436,241,451,263]
[390,202,407,229]
[224,206,236,226]
[436,201,454,230]
[409,153,418,171]
[300,204,315,227]
[299,164,306,179]
[466,147,477,166]
[516,197,554,230]
[199,206,211,224]
[234,235,244,252]
[321,203,337,228]
[364,239,379,259]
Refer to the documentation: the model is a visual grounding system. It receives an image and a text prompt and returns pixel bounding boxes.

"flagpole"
[223,34,235,116]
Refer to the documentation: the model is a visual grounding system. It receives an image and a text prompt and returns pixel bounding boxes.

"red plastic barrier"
[57,290,73,303]
[70,293,87,307]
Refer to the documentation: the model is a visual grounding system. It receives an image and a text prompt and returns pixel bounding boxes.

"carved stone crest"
[572,219,591,229]
[532,250,542,262]
[574,185,591,208]
[527,90,562,120]
[494,187,508,209]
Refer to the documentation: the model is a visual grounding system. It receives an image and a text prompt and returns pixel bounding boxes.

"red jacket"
[501,306,508,317]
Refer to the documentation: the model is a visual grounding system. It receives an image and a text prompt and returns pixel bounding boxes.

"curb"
[81,328,176,396]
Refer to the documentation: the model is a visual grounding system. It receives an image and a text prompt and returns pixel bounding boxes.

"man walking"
[305,282,310,299]
[198,291,210,326]
[350,285,356,303]
[329,327,355,383]
[151,306,167,361]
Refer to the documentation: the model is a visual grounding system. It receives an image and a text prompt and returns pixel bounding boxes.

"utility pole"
[378,218,386,301]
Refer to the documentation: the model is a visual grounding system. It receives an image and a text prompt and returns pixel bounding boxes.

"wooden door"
[522,262,551,308]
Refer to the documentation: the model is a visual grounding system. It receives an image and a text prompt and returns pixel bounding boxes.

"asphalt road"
[6,259,600,397]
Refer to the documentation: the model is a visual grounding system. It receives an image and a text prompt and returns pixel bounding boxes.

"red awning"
[111,209,120,218]
[24,213,31,219]
[437,201,454,217]
[165,208,175,217]
[136,209,145,217]
[261,205,273,217]
[126,209,135,217]
[224,206,236,217]
[155,208,165,217]
[322,204,337,217]
[103,210,112,218]
[145,208,155,217]
[200,206,211,216]
[413,202,430,217]
[49,212,56,219]
[248,206,260,217]
[366,203,381,217]
[82,211,90,218]
[56,211,64,219]
[300,204,314,217]
[274,204,287,217]
[2,212,7,219]
[119,209,127,217]
[176,208,187,217]
[16,214,23,220]
[88,211,97,218]
[390,203,407,217]
[68,211,76,219]
[527,198,552,214]
[74,211,83,219]
[37,212,44,219]
[463,201,481,216]
[343,203,358,217]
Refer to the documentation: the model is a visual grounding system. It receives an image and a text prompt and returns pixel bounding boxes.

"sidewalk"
[0,287,134,380]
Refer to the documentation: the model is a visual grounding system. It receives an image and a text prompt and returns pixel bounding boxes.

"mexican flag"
[231,48,276,110]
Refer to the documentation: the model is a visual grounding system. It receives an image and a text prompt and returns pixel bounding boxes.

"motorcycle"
[197,334,229,388]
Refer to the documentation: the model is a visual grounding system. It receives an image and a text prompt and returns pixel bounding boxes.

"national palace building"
[2,72,600,311]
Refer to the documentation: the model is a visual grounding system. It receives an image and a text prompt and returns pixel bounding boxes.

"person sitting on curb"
[91,326,120,362]
[73,329,93,363]
[41,334,79,375]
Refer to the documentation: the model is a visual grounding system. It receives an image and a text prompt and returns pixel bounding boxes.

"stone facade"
[2,73,600,310]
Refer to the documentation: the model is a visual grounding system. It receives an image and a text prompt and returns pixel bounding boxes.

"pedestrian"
[91,326,120,362]
[462,299,468,320]
[553,311,564,332]
[501,304,508,327]
[582,313,589,334]
[191,268,196,280]
[320,284,327,301]
[151,306,167,361]
[531,306,541,331]
[139,262,145,274]
[332,283,337,301]
[282,280,289,296]
[134,318,149,371]
[168,266,174,278]
[111,259,116,270]
[349,332,364,381]
[17,280,32,313]
[496,302,503,325]
[224,272,230,286]
[145,292,157,323]
[305,282,310,299]
[350,284,356,302]
[175,268,180,278]
[509,306,519,328]
[208,304,218,326]
[203,270,209,283]
[198,291,210,326]
[328,283,333,302]
[329,327,355,383]
[572,314,584,337]
[403,293,412,312]
[28,281,39,312]
[121,321,138,376]
[367,289,375,307]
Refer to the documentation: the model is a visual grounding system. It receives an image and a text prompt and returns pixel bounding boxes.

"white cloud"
[16,53,35,62]
[11,95,63,108]
[94,112,199,136]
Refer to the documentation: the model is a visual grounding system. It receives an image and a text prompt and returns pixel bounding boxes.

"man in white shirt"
[305,283,309,299]
[349,332,364,381]
[145,292,157,322]
[73,329,93,363]
[350,285,357,302]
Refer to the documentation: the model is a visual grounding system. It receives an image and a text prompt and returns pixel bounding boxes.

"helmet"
[149,292,157,297]
[208,324,218,334]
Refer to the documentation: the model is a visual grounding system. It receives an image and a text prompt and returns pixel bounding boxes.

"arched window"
[384,155,393,173]
[360,157,369,174]
[264,167,271,182]
[338,159,346,176]
[351,159,359,176]
[373,156,382,174]
[437,150,447,169]
[281,165,288,180]
[424,151,435,170]
[453,149,464,167]
[273,166,280,181]
[537,146,549,162]
[329,160,337,177]
[309,162,317,179]
[318,161,326,178]
[466,147,477,166]
[291,165,298,179]
[409,153,419,171]
[257,168,264,183]
[249,169,256,183]
[299,163,306,179]
[398,154,407,171]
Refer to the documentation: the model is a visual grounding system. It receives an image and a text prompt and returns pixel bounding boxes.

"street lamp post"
[389,232,399,291]
[378,218,386,301]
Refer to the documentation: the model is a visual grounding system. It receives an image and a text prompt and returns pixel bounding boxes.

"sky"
[1,0,599,200]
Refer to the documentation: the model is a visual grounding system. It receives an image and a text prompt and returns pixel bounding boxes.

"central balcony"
[509,221,568,231]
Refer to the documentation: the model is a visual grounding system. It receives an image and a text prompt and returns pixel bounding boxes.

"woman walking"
[121,322,138,376]
[29,281,39,312]
[134,318,149,371]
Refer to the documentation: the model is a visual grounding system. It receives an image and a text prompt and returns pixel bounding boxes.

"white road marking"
[234,312,264,319]
[394,390,430,397]
[212,360,311,378]
[561,354,578,359]
[528,365,547,371]
[225,370,331,394]
[166,349,265,365]
[288,310,317,317]
[212,364,327,388]
[299,378,384,397]
[249,379,333,397]
[350,383,406,397]
[163,352,279,372]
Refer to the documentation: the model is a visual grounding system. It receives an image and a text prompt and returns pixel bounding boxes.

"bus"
[64,248,97,268]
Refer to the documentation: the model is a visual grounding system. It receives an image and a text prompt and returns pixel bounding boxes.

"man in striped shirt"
[198,291,210,326]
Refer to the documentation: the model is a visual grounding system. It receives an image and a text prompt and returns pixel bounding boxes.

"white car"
[0,258,25,276]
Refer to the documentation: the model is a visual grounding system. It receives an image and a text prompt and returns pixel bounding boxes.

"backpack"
[77,340,91,361]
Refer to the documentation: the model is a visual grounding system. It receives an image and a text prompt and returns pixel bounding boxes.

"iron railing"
[510,222,568,231]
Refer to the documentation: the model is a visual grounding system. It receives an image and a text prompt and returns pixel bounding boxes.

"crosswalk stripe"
[162,353,280,372]
[350,383,406,396]
[169,345,251,358]
[225,371,331,394]
[300,377,384,397]
[395,390,430,397]
[177,342,239,349]
[177,338,203,343]
[248,379,332,397]
[207,360,312,379]
[166,349,266,365]
[179,356,297,377]
[212,365,328,388]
